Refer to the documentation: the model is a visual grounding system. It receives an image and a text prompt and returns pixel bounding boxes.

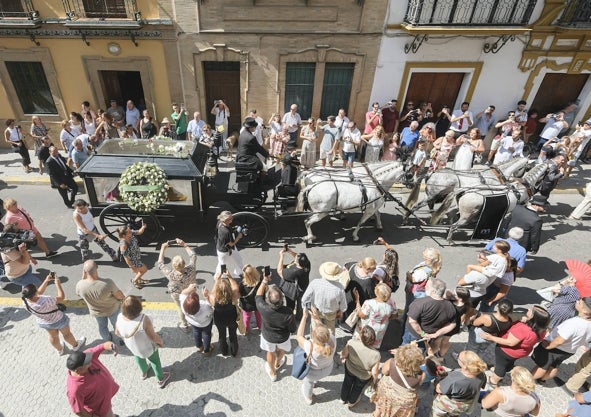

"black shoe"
[45,251,58,258]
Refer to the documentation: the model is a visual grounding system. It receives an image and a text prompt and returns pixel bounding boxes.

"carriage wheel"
[99,203,162,246]
[232,212,269,248]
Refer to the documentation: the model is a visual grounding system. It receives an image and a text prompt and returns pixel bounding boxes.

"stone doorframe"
[82,55,156,119]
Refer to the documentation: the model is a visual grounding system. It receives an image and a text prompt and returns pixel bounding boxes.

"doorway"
[405,72,464,113]
[530,73,589,116]
[203,61,241,134]
[99,70,145,111]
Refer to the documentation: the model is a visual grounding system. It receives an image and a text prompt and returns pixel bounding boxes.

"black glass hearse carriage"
[77,138,270,247]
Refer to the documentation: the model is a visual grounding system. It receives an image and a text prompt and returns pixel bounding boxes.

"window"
[320,63,354,119]
[5,61,58,114]
[0,1,25,18]
[558,0,591,27]
[404,0,537,26]
[285,63,316,120]
[81,0,126,18]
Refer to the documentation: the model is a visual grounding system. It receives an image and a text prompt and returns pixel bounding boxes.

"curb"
[2,176,85,186]
[0,297,178,310]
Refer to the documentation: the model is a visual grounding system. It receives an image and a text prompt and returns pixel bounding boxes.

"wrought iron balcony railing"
[0,0,40,21]
[558,0,591,27]
[404,0,537,26]
[63,0,141,20]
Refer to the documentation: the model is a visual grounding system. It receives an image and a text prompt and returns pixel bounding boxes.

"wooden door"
[405,72,464,113]
[530,73,589,116]
[99,70,145,111]
[99,70,123,107]
[203,62,241,134]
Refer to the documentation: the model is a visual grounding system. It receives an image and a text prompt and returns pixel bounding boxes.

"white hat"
[373,267,386,279]
[319,262,350,287]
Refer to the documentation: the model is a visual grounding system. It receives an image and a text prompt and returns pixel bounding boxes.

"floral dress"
[365,135,384,163]
[120,232,143,267]
[300,125,317,169]
[360,299,393,348]
[31,123,49,156]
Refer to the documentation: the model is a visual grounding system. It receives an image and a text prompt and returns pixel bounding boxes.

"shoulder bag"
[23,297,66,314]
[291,342,313,380]
[235,303,246,335]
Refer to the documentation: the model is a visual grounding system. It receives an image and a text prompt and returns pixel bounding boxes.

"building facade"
[0,0,176,146]
[371,0,591,139]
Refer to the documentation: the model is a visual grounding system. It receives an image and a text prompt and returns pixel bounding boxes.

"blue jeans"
[95,307,120,341]
[191,321,213,352]
[402,324,427,353]
[10,265,41,287]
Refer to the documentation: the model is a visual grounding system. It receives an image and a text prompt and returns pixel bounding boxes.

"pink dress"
[381,141,399,161]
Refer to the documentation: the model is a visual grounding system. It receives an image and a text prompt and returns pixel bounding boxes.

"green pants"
[134,349,164,381]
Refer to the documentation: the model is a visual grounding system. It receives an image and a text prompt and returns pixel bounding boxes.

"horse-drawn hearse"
[77,137,546,248]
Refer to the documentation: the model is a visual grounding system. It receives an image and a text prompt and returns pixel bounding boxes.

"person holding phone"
[215,211,244,276]
[22,273,86,355]
[158,238,197,332]
[117,223,148,289]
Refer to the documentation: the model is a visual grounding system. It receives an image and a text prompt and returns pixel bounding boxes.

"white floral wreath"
[120,162,169,213]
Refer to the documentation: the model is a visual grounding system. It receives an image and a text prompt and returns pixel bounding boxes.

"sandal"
[138,279,149,285]
[131,279,143,289]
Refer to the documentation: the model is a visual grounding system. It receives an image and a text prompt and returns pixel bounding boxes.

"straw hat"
[319,262,350,287]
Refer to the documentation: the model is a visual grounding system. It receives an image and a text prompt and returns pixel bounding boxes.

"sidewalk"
[0,148,588,192]
[0,301,579,417]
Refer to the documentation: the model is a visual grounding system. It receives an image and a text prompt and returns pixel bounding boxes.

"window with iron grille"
[558,0,591,27]
[0,1,25,18]
[5,61,58,115]
[285,63,316,120]
[82,0,126,18]
[404,0,537,26]
[320,63,354,120]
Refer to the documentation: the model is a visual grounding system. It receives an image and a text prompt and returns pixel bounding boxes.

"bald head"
[82,260,98,278]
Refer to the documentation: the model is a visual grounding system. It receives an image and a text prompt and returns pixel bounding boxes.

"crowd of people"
[1,95,591,417]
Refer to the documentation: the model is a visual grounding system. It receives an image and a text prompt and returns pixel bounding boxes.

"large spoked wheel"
[99,203,162,246]
[232,212,269,248]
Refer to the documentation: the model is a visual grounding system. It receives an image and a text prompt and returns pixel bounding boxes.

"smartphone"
[221,264,227,273]
[50,271,56,279]
[283,243,289,251]
[264,265,271,276]
[167,240,176,245]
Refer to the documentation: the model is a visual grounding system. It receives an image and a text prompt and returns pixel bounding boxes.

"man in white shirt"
[282,104,302,150]
[514,100,528,126]
[449,101,473,138]
[248,109,265,145]
[341,121,361,168]
[494,128,524,164]
[125,100,141,132]
[532,297,591,384]
[187,112,205,141]
[538,111,568,150]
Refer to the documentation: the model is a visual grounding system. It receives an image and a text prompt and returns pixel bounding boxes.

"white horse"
[296,161,406,243]
[404,157,530,218]
[432,162,549,243]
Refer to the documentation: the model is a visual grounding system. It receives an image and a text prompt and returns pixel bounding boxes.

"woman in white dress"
[299,118,317,169]
[361,125,385,163]
[453,128,484,170]
[69,112,85,137]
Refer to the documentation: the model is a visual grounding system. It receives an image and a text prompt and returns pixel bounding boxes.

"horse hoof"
[376,227,383,232]
[352,236,360,242]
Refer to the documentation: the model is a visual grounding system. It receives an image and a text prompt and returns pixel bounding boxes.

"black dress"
[214,301,238,356]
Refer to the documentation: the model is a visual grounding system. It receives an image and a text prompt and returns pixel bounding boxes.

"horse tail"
[430,192,455,225]
[296,186,308,212]
[405,179,422,209]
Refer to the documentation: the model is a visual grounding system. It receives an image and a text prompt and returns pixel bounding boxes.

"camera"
[234,225,249,236]
[0,230,37,250]
[549,114,557,119]
[16,125,21,129]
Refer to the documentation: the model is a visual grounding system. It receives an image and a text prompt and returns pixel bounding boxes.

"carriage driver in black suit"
[236,117,270,175]
[46,146,78,208]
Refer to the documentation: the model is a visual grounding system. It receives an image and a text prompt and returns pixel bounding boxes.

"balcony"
[403,0,537,31]
[63,0,142,29]
[0,0,41,28]
[558,0,591,27]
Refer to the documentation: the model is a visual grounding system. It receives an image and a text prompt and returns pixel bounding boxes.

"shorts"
[343,151,356,163]
[260,335,292,353]
[493,344,518,378]
[38,313,69,330]
[319,149,335,161]
[490,137,502,151]
[531,344,571,369]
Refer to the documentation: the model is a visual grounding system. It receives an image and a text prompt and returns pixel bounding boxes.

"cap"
[585,119,591,125]
[66,351,92,371]
[161,117,170,124]
[373,267,386,279]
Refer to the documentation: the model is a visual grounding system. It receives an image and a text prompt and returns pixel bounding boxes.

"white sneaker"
[58,341,66,356]
[72,337,86,351]
[265,362,277,382]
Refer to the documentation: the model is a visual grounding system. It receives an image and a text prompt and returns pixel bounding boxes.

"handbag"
[23,298,66,314]
[291,344,312,380]
[235,304,246,335]
[345,308,360,328]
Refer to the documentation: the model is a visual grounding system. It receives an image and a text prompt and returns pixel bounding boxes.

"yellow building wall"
[0,37,171,142]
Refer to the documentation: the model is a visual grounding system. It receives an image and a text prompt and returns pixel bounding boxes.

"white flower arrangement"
[119,162,169,213]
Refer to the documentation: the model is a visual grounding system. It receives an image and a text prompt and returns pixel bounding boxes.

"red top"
[364,111,382,134]
[500,321,541,359]
[67,344,120,416]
